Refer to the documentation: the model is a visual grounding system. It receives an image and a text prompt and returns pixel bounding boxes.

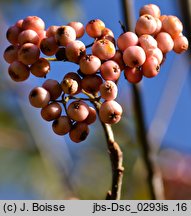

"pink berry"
[139,4,161,18]
[153,18,162,35]
[55,25,76,46]
[83,107,97,125]
[100,80,118,100]
[146,47,163,64]
[92,39,116,60]
[138,34,157,52]
[18,29,40,46]
[135,14,157,36]
[100,60,121,81]
[8,60,30,82]
[18,43,40,65]
[15,19,23,28]
[173,35,189,53]
[86,19,105,38]
[110,50,125,70]
[6,25,22,45]
[124,66,143,84]
[117,32,138,51]
[3,45,19,64]
[41,102,62,121]
[67,21,85,38]
[69,122,89,143]
[65,40,86,63]
[101,27,114,38]
[52,116,72,135]
[46,25,59,37]
[22,16,45,32]
[123,46,146,68]
[155,32,174,53]
[30,58,50,77]
[42,79,62,100]
[79,54,101,75]
[40,37,59,56]
[99,100,122,124]
[67,100,89,122]
[142,56,160,78]
[81,75,103,94]
[29,87,50,108]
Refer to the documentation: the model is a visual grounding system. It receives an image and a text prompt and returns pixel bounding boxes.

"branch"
[83,90,124,200]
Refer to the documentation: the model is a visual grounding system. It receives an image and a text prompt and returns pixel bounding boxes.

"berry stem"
[82,89,124,200]
[121,0,165,199]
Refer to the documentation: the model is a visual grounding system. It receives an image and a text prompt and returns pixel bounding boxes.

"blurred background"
[0,0,191,199]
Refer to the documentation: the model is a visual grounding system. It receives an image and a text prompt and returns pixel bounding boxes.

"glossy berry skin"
[123,46,146,68]
[173,35,189,53]
[83,107,97,125]
[142,56,160,78]
[52,116,72,135]
[67,100,89,122]
[22,16,45,32]
[3,45,19,64]
[8,61,30,82]
[155,32,174,53]
[100,60,121,81]
[18,29,40,46]
[42,79,62,100]
[146,47,163,64]
[100,80,118,101]
[139,4,161,18]
[46,25,59,37]
[117,32,138,51]
[69,122,89,143]
[135,14,157,36]
[81,75,103,94]
[65,40,86,63]
[18,43,40,65]
[6,25,22,45]
[40,37,59,56]
[30,58,50,77]
[99,100,122,124]
[41,102,62,121]
[55,25,76,46]
[29,87,50,108]
[92,39,116,60]
[85,19,105,38]
[124,67,143,84]
[67,21,85,38]
[79,54,101,75]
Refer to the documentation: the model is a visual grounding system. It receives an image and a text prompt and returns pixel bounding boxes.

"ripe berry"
[40,37,59,56]
[55,25,76,46]
[18,29,40,46]
[92,39,116,60]
[52,116,72,135]
[67,100,89,122]
[41,102,62,121]
[135,14,157,36]
[86,19,105,38]
[124,66,143,84]
[61,78,79,95]
[65,40,86,63]
[110,50,125,71]
[142,56,160,78]
[64,72,82,94]
[55,47,67,61]
[79,54,101,75]
[67,21,85,38]
[146,47,163,64]
[99,100,122,124]
[22,16,45,32]
[69,122,89,143]
[139,4,161,18]
[81,74,103,94]
[123,46,146,68]
[155,32,174,53]
[138,34,158,52]
[117,32,138,51]
[8,60,30,82]
[100,80,118,100]
[173,35,189,53]
[29,87,50,108]
[42,79,62,100]
[18,43,40,65]
[153,17,162,35]
[6,25,22,45]
[100,60,121,81]
[3,45,19,64]
[83,107,97,125]
[30,58,50,77]
[46,25,59,37]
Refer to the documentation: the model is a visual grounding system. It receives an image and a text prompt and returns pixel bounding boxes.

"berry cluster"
[3,4,188,143]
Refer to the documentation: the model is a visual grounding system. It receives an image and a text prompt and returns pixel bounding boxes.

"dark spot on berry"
[80,131,88,141]
[31,90,38,97]
[52,119,58,126]
[74,102,80,109]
